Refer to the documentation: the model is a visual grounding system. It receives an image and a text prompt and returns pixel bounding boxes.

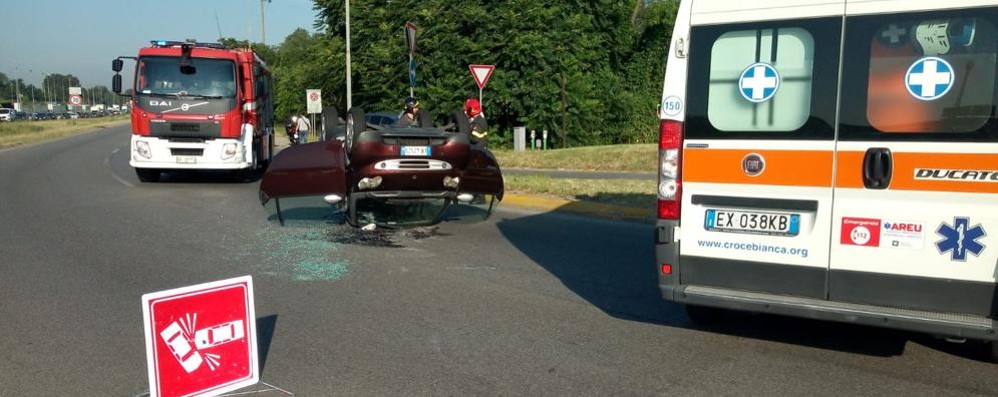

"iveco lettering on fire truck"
[654,0,998,359]
[112,40,275,182]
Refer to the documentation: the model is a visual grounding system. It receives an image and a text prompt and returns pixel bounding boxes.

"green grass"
[494,144,658,173]
[504,174,655,209]
[0,116,130,149]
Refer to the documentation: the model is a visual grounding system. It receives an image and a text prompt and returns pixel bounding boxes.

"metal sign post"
[405,22,418,98]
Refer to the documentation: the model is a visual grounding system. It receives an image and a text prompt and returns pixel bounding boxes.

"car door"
[258,140,348,224]
[679,9,843,299]
[458,146,504,217]
[830,3,998,317]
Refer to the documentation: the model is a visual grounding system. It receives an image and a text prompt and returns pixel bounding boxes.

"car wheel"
[417,109,433,128]
[135,168,160,183]
[450,110,471,135]
[346,107,366,153]
[322,106,339,141]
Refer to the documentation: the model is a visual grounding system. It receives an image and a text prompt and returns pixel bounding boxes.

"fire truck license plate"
[705,209,800,237]
[176,156,197,164]
[401,146,431,156]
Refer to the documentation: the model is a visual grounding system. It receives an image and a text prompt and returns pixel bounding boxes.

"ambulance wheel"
[135,168,160,183]
[988,341,998,363]
[685,304,728,327]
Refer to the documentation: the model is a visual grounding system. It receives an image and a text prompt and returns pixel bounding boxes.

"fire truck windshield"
[137,57,236,98]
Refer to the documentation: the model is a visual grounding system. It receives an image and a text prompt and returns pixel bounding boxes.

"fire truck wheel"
[263,134,274,167]
[135,168,160,183]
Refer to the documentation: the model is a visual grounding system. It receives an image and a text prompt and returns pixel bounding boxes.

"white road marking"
[106,147,135,188]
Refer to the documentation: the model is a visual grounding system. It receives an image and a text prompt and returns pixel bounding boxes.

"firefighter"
[464,98,488,146]
[396,97,421,127]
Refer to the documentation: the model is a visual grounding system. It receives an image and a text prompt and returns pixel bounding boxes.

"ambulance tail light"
[658,119,683,220]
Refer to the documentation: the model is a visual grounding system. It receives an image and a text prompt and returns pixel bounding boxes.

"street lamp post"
[345,0,352,110]
[14,67,20,111]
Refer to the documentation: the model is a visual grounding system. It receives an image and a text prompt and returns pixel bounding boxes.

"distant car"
[365,111,399,128]
[66,111,79,119]
[260,106,504,227]
[0,108,13,122]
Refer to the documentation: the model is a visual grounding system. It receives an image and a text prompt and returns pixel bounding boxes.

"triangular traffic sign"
[469,64,495,90]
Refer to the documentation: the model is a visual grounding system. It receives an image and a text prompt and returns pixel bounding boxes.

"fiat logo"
[742,153,765,176]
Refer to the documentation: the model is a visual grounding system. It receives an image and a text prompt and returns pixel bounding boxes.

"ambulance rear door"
[679,2,844,299]
[830,2,998,319]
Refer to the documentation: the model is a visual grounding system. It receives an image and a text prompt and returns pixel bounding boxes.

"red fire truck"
[112,40,275,182]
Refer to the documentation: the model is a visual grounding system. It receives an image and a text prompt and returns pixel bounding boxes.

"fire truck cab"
[113,40,275,182]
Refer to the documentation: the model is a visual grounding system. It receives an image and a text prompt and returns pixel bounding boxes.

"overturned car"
[258,107,503,227]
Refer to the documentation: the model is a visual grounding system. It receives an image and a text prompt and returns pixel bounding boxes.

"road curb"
[502,193,653,223]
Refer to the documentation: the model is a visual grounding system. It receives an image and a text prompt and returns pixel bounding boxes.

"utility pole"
[345,0,352,110]
[14,67,20,110]
[259,0,271,45]
[42,73,49,107]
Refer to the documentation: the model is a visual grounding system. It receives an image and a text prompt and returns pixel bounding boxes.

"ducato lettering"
[914,169,998,182]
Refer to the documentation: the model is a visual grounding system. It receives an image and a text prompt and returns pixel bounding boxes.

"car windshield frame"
[135,56,238,98]
[352,197,451,227]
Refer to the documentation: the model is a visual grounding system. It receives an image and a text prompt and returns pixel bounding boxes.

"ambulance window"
[686,18,840,140]
[708,29,814,131]
[840,8,998,141]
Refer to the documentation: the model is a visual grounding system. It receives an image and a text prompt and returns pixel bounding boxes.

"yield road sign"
[142,276,258,397]
[469,65,495,90]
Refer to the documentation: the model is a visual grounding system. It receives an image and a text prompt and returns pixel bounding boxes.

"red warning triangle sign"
[469,64,495,90]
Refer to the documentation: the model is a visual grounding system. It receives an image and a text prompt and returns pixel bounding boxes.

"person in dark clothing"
[464,98,488,147]
[396,97,422,127]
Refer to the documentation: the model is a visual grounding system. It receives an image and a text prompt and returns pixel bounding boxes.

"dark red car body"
[259,110,503,227]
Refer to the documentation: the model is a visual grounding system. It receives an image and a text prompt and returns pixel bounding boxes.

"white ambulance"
[655,0,998,357]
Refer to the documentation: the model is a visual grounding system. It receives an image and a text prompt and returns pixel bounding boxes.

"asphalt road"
[3,124,998,396]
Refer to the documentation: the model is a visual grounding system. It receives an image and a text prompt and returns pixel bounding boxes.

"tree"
[309,0,678,146]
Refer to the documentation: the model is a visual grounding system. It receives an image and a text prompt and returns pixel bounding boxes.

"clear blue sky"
[2,0,319,87]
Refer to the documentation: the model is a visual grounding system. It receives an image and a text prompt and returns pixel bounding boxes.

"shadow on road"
[257,314,278,378]
[571,192,655,210]
[496,199,992,361]
[152,168,265,184]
